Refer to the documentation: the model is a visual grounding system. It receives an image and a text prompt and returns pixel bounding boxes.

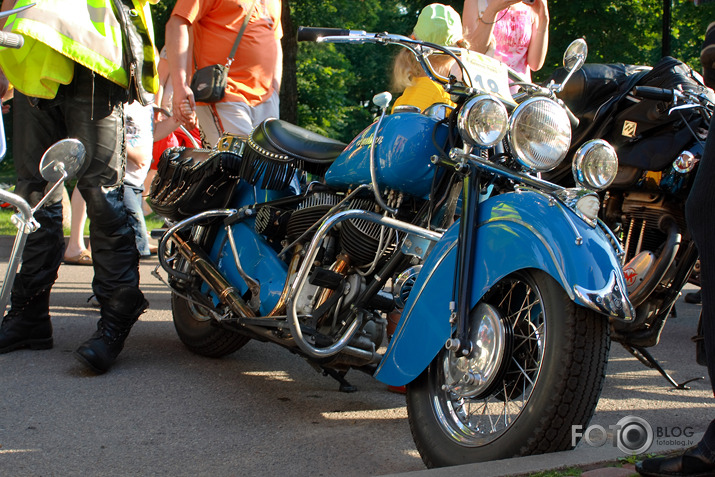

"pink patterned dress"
[485,2,535,79]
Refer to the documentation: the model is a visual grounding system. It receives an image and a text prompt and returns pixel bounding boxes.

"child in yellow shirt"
[391,3,468,113]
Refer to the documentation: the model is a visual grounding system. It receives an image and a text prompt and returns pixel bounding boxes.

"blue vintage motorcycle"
[149,29,634,467]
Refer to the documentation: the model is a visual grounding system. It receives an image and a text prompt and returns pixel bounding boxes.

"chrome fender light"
[554,187,601,227]
[572,139,618,190]
[457,95,508,147]
[508,97,571,172]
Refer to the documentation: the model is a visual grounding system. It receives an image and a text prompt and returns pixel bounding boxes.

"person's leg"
[249,89,280,127]
[636,108,715,477]
[686,118,715,396]
[68,102,139,302]
[63,66,147,373]
[0,92,66,353]
[64,186,91,263]
[123,183,151,256]
[142,168,155,216]
[637,419,715,476]
[196,102,253,146]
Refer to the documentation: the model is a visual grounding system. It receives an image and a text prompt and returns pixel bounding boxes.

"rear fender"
[374,189,631,386]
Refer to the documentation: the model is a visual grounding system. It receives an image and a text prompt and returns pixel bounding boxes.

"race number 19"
[461,50,513,103]
[470,74,501,95]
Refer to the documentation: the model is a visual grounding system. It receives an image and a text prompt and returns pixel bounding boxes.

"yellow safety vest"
[0,0,158,99]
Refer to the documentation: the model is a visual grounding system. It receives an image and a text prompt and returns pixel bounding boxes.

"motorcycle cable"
[427,115,462,226]
[673,108,709,149]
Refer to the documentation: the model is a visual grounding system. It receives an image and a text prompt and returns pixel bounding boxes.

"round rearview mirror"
[39,139,85,183]
[372,91,393,110]
[563,38,588,72]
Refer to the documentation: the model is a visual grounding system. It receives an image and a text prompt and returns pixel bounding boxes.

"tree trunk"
[280,0,298,124]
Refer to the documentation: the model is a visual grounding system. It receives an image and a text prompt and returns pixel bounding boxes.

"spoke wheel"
[406,269,610,467]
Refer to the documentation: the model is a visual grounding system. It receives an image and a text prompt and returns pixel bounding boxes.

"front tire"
[406,269,610,467]
[172,293,250,358]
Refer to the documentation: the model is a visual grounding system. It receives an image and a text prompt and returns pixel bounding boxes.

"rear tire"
[406,269,610,467]
[172,293,250,358]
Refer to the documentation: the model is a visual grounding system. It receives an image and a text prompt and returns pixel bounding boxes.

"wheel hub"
[444,303,512,399]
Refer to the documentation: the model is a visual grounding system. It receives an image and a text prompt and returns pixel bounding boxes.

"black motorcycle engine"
[606,191,687,261]
[285,192,341,241]
[255,192,397,269]
[339,198,397,268]
[255,192,341,243]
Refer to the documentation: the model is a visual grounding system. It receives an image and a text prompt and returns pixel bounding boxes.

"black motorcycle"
[544,54,714,388]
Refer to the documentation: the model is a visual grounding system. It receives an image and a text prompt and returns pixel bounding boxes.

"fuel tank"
[324,112,448,199]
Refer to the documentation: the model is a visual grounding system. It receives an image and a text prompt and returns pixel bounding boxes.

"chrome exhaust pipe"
[172,234,255,318]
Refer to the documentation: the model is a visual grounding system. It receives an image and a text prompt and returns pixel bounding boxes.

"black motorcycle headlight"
[508,97,571,172]
[457,95,508,147]
[572,139,618,191]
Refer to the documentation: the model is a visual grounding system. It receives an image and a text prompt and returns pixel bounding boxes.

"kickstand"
[322,368,358,393]
[624,344,705,390]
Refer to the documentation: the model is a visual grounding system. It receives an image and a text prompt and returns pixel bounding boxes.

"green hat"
[412,3,462,46]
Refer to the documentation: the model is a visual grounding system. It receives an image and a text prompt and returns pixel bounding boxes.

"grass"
[518,453,674,477]
[0,204,166,236]
[527,468,583,476]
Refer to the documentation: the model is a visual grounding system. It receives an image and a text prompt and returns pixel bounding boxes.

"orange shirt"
[172,0,282,106]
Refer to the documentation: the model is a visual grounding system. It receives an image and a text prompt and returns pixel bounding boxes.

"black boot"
[636,445,715,476]
[0,289,52,353]
[74,286,148,373]
[685,289,702,304]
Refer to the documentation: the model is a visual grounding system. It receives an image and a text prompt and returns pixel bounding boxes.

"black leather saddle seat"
[251,118,347,166]
[239,118,348,189]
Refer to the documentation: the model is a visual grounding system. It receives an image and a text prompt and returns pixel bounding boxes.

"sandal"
[64,250,93,266]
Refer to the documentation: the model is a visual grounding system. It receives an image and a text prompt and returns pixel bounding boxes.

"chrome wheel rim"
[430,274,546,446]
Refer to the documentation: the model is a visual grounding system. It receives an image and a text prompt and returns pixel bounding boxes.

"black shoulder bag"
[190,0,257,103]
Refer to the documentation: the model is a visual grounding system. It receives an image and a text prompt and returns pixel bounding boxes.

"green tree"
[150,0,175,50]
[541,0,715,81]
[284,0,429,141]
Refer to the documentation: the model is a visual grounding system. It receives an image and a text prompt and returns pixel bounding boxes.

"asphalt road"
[0,237,712,476]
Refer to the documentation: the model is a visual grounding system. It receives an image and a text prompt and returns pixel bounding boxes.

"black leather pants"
[686,112,715,397]
[12,65,139,304]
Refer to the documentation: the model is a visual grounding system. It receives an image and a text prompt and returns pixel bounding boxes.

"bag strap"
[225,0,259,68]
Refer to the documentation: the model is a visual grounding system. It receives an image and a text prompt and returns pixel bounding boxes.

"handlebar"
[564,102,580,128]
[297,27,354,42]
[0,31,23,49]
[296,26,472,90]
[631,85,677,102]
[630,85,714,120]
[0,188,31,222]
[297,25,583,128]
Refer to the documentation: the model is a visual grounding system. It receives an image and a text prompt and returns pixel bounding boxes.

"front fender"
[374,189,632,386]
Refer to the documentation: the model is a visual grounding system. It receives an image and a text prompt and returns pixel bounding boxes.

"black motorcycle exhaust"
[627,216,681,309]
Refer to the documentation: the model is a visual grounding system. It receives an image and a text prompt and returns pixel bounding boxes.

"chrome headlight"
[572,139,618,190]
[508,97,571,172]
[457,95,508,147]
